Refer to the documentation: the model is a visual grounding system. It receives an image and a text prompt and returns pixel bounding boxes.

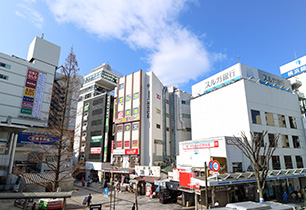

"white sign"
[192,64,241,97]
[183,141,219,150]
[135,166,160,177]
[280,55,306,78]
[112,149,125,155]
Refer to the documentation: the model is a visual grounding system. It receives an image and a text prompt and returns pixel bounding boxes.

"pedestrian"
[87,194,92,206]
[298,191,302,202]
[81,177,85,187]
[283,191,288,204]
[131,203,136,210]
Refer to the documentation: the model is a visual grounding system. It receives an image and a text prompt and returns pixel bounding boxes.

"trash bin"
[90,204,102,210]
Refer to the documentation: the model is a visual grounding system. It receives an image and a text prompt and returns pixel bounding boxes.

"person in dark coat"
[131,203,136,210]
[87,194,92,206]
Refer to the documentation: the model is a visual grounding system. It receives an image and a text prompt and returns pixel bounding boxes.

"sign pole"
[205,161,208,209]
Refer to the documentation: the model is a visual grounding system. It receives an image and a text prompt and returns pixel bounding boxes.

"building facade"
[189,63,306,172]
[112,70,191,169]
[73,63,121,176]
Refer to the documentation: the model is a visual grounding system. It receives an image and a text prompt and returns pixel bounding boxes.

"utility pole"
[135,182,138,210]
[204,162,208,209]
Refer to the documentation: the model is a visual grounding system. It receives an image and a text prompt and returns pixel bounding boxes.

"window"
[254,132,264,147]
[272,156,281,170]
[268,133,276,147]
[156,124,161,129]
[182,114,191,118]
[251,110,261,124]
[284,156,293,169]
[265,112,274,126]
[119,83,124,90]
[93,97,104,105]
[281,135,289,148]
[182,100,190,105]
[85,93,91,99]
[0,74,9,80]
[166,127,169,132]
[292,136,300,148]
[92,108,103,115]
[186,128,191,132]
[289,116,297,129]
[0,62,11,69]
[232,162,242,172]
[296,156,304,168]
[90,130,102,136]
[91,119,102,126]
[278,114,286,128]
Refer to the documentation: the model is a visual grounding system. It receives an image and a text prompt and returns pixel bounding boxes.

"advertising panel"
[280,55,306,78]
[179,172,195,188]
[135,166,160,177]
[173,168,186,181]
[91,136,102,143]
[17,132,58,145]
[90,147,101,154]
[183,140,219,150]
[125,148,138,155]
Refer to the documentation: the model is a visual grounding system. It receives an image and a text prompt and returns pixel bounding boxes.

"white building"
[112,70,191,169]
[0,36,60,127]
[185,63,306,172]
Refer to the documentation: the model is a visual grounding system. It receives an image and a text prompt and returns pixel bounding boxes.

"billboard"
[17,132,58,145]
[135,166,160,177]
[179,172,195,189]
[183,140,219,150]
[20,69,46,117]
[280,55,306,78]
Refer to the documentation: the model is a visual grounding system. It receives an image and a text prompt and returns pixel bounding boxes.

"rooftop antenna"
[41,33,44,39]
[294,51,297,59]
[237,55,240,63]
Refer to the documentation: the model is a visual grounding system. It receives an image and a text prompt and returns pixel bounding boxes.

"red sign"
[196,183,200,190]
[25,78,37,89]
[117,141,122,148]
[124,141,130,148]
[212,161,220,172]
[21,101,33,109]
[179,172,195,189]
[125,149,138,155]
[90,148,101,154]
[27,69,39,81]
[111,141,114,154]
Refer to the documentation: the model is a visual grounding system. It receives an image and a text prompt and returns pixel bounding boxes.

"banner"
[17,132,58,145]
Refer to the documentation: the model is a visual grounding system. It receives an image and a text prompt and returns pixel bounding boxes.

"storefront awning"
[135,176,160,183]
[192,168,306,187]
[101,168,135,174]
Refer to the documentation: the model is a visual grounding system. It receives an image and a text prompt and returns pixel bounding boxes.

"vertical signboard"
[20,69,46,118]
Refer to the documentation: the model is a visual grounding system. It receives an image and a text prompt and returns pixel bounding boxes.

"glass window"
[232,162,242,172]
[296,156,304,168]
[182,114,191,118]
[0,74,9,80]
[284,156,293,169]
[156,124,161,129]
[281,135,289,148]
[268,133,276,147]
[251,110,261,124]
[119,83,124,90]
[272,156,281,170]
[85,93,91,99]
[278,114,286,128]
[289,116,297,129]
[292,136,300,148]
[265,112,274,126]
[254,132,264,147]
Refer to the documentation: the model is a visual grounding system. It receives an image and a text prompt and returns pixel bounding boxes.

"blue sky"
[1,0,306,93]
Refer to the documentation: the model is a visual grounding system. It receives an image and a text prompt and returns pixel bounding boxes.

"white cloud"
[16,3,44,29]
[45,0,223,86]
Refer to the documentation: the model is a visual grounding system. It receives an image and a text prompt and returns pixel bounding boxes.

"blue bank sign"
[280,55,306,78]
[17,132,58,145]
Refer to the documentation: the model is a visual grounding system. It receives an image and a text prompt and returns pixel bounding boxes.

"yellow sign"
[24,87,36,98]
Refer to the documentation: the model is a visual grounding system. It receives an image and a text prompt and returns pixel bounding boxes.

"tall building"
[188,63,306,172]
[73,63,121,178]
[112,70,191,170]
[0,36,60,187]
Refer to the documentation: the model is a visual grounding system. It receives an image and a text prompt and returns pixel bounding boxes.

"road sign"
[104,188,109,195]
[212,161,220,172]
[208,160,214,171]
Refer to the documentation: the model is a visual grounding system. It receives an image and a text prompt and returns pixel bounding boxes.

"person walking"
[131,203,136,210]
[283,191,288,204]
[81,177,85,187]
[87,194,92,206]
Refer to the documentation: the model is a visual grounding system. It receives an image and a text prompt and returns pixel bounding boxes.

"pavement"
[0,181,194,210]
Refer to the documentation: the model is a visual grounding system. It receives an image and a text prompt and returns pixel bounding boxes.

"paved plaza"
[0,182,194,210]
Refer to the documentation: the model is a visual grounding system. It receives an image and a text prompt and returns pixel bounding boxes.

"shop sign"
[280,54,306,78]
[90,147,101,154]
[91,136,102,143]
[115,115,139,124]
[135,166,160,177]
[124,140,130,148]
[173,168,186,181]
[116,141,122,148]
[179,172,195,189]
[17,132,58,145]
[133,92,139,100]
[125,149,138,155]
[183,141,219,150]
[0,140,6,154]
[132,140,138,147]
[226,137,241,145]
[112,149,124,155]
